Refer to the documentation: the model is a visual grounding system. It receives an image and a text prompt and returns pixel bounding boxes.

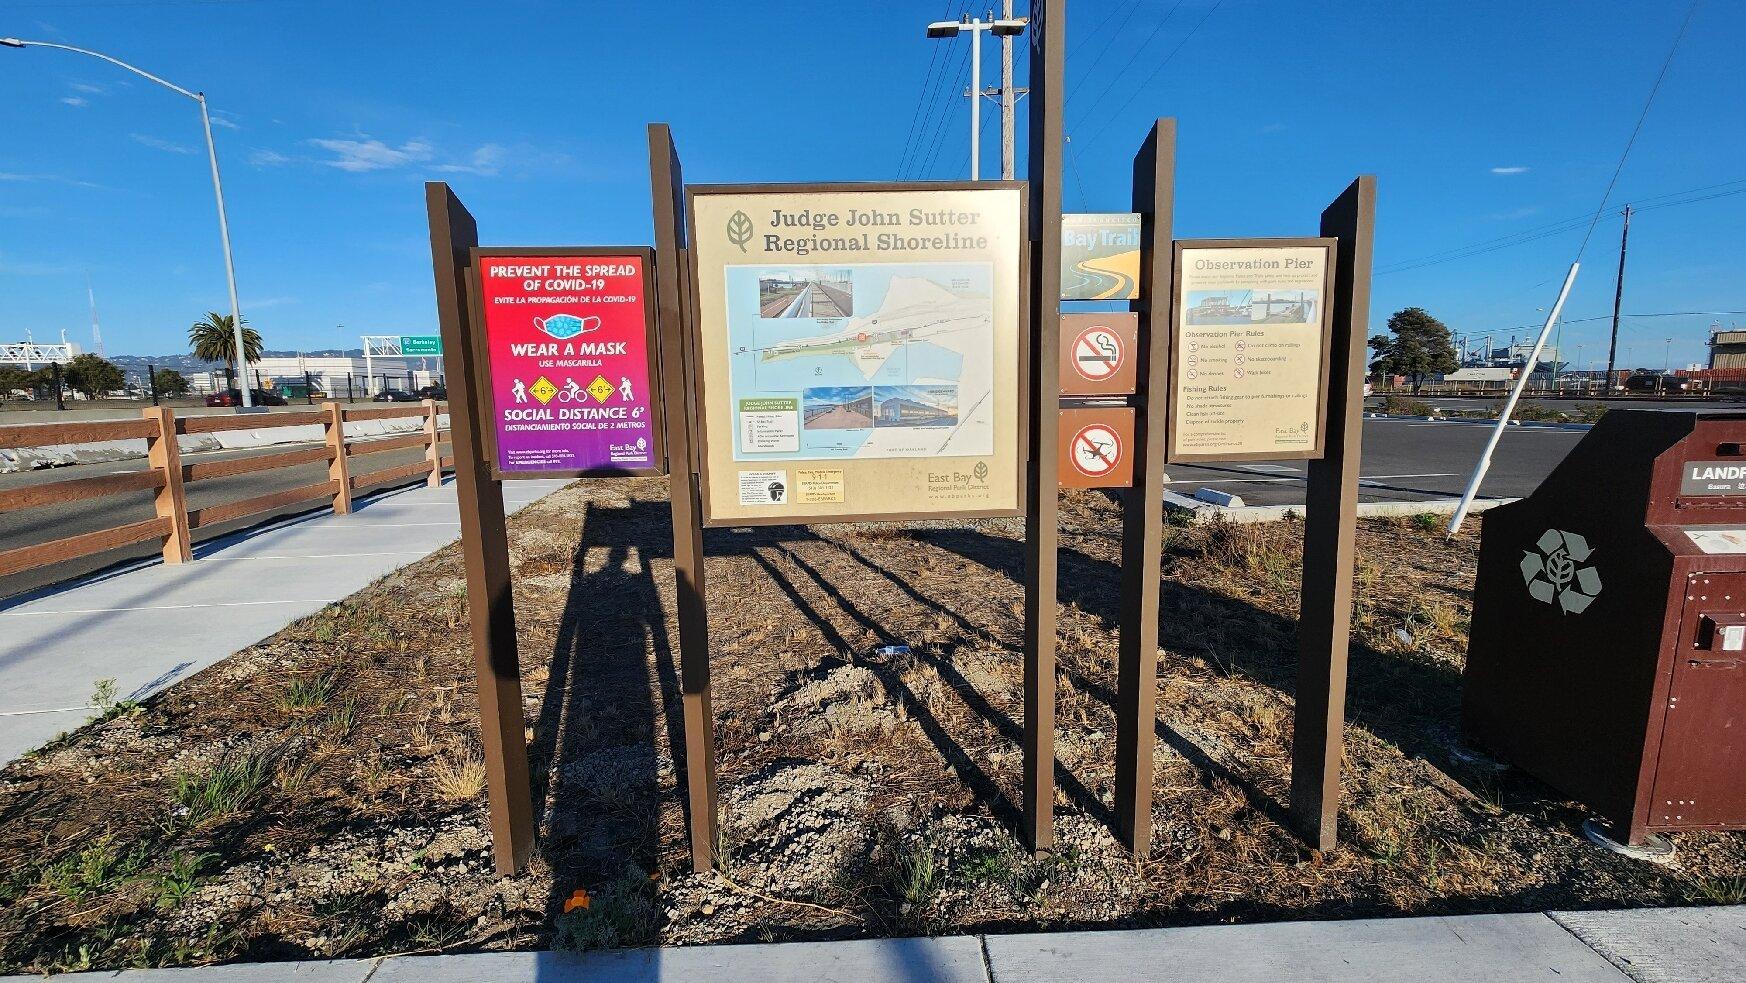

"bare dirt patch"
[2,480,1742,972]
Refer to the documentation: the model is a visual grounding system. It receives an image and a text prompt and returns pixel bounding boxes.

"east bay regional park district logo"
[1520,528,1602,615]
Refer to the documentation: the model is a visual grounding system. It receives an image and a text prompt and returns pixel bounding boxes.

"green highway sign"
[400,335,443,355]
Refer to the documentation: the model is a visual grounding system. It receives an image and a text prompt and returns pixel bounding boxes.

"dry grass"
[0,480,1741,974]
[429,747,487,803]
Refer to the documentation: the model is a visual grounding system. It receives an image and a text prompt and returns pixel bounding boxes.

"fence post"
[422,397,443,488]
[143,406,192,564]
[324,401,352,515]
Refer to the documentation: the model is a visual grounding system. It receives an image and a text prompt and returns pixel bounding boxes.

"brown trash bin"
[1464,409,1746,844]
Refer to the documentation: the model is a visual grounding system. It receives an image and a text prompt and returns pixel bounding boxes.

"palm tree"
[188,312,263,382]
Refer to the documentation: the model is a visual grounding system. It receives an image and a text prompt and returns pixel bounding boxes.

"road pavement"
[0,440,437,599]
[1165,414,1588,508]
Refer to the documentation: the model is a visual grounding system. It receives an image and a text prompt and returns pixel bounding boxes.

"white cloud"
[308,136,435,172]
[69,82,107,95]
[1490,166,1530,175]
[249,149,293,167]
[435,143,508,177]
[132,133,196,155]
[1487,205,1545,221]
[209,111,241,130]
[0,253,80,276]
[244,296,297,309]
[60,96,88,107]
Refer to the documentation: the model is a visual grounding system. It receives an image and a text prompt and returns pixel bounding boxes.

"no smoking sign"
[1057,407,1134,489]
[1058,312,1137,396]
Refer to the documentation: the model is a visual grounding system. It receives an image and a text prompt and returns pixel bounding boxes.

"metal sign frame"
[467,245,666,481]
[682,180,1032,528]
[1165,237,1338,464]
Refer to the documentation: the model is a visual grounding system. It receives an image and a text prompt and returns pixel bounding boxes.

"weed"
[958,848,1011,885]
[276,755,321,794]
[172,749,277,824]
[894,839,939,909]
[151,852,216,910]
[87,678,141,725]
[429,747,485,802]
[1689,876,1746,905]
[552,870,662,951]
[277,672,337,714]
[1410,512,1441,532]
[1381,394,1435,417]
[41,835,151,902]
[323,698,360,739]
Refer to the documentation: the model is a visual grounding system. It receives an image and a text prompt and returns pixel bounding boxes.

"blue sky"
[2,0,1741,370]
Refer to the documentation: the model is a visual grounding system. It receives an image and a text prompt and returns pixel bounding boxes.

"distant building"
[1707,328,1746,371]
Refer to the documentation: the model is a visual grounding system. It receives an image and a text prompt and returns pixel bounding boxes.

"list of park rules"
[1173,244,1331,458]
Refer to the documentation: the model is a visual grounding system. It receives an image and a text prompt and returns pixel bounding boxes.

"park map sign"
[1169,239,1336,461]
[687,183,1025,525]
[474,248,662,477]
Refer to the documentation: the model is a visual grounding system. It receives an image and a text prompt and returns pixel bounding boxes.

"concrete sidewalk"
[0,477,568,764]
[2,906,1740,982]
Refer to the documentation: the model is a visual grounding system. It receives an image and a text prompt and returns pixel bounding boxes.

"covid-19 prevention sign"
[475,248,662,477]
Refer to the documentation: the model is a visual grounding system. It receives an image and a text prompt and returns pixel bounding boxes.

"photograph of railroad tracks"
[802,385,875,429]
[758,268,855,318]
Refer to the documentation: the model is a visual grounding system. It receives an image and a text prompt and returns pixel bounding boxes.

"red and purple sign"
[478,252,659,475]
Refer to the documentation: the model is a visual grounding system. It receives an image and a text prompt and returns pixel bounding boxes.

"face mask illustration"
[532,314,600,340]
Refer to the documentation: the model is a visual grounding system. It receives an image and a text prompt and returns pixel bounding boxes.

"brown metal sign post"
[1022,0,1064,856]
[648,123,719,873]
[1114,118,1176,853]
[424,182,535,875]
[1288,176,1376,851]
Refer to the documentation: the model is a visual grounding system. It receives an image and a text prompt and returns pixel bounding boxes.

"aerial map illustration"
[724,262,994,461]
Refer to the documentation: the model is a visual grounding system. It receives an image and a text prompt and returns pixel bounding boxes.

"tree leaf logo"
[972,461,989,482]
[1519,528,1602,615]
[726,210,754,253]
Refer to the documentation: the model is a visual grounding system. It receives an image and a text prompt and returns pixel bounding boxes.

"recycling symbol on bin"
[1520,528,1602,615]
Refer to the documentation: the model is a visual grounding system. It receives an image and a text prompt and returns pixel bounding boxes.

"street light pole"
[925,14,1027,182]
[3,37,253,408]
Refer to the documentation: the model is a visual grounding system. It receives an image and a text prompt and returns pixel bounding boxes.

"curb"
[1163,490,1518,525]
[1365,412,1595,432]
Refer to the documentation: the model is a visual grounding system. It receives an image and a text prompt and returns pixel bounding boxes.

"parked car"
[278,383,328,401]
[1621,372,1690,394]
[415,383,447,400]
[372,388,419,402]
[205,388,289,407]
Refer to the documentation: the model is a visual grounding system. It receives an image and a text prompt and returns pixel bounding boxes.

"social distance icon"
[533,313,601,340]
[530,376,558,405]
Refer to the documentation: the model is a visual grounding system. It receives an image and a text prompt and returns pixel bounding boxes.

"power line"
[1062,0,1144,108]
[1375,178,1746,275]
[1571,0,1702,262]
[917,36,973,179]
[1081,0,1224,148]
[1073,1,1186,116]
[896,6,954,177]
[899,1,969,180]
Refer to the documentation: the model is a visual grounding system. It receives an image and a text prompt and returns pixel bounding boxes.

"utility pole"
[1604,205,1632,393]
[1000,0,1015,179]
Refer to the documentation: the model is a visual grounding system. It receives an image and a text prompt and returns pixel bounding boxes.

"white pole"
[1447,262,1580,536]
[969,22,982,181]
[199,95,251,408]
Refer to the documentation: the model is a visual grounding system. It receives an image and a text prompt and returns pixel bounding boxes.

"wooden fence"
[0,401,453,579]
